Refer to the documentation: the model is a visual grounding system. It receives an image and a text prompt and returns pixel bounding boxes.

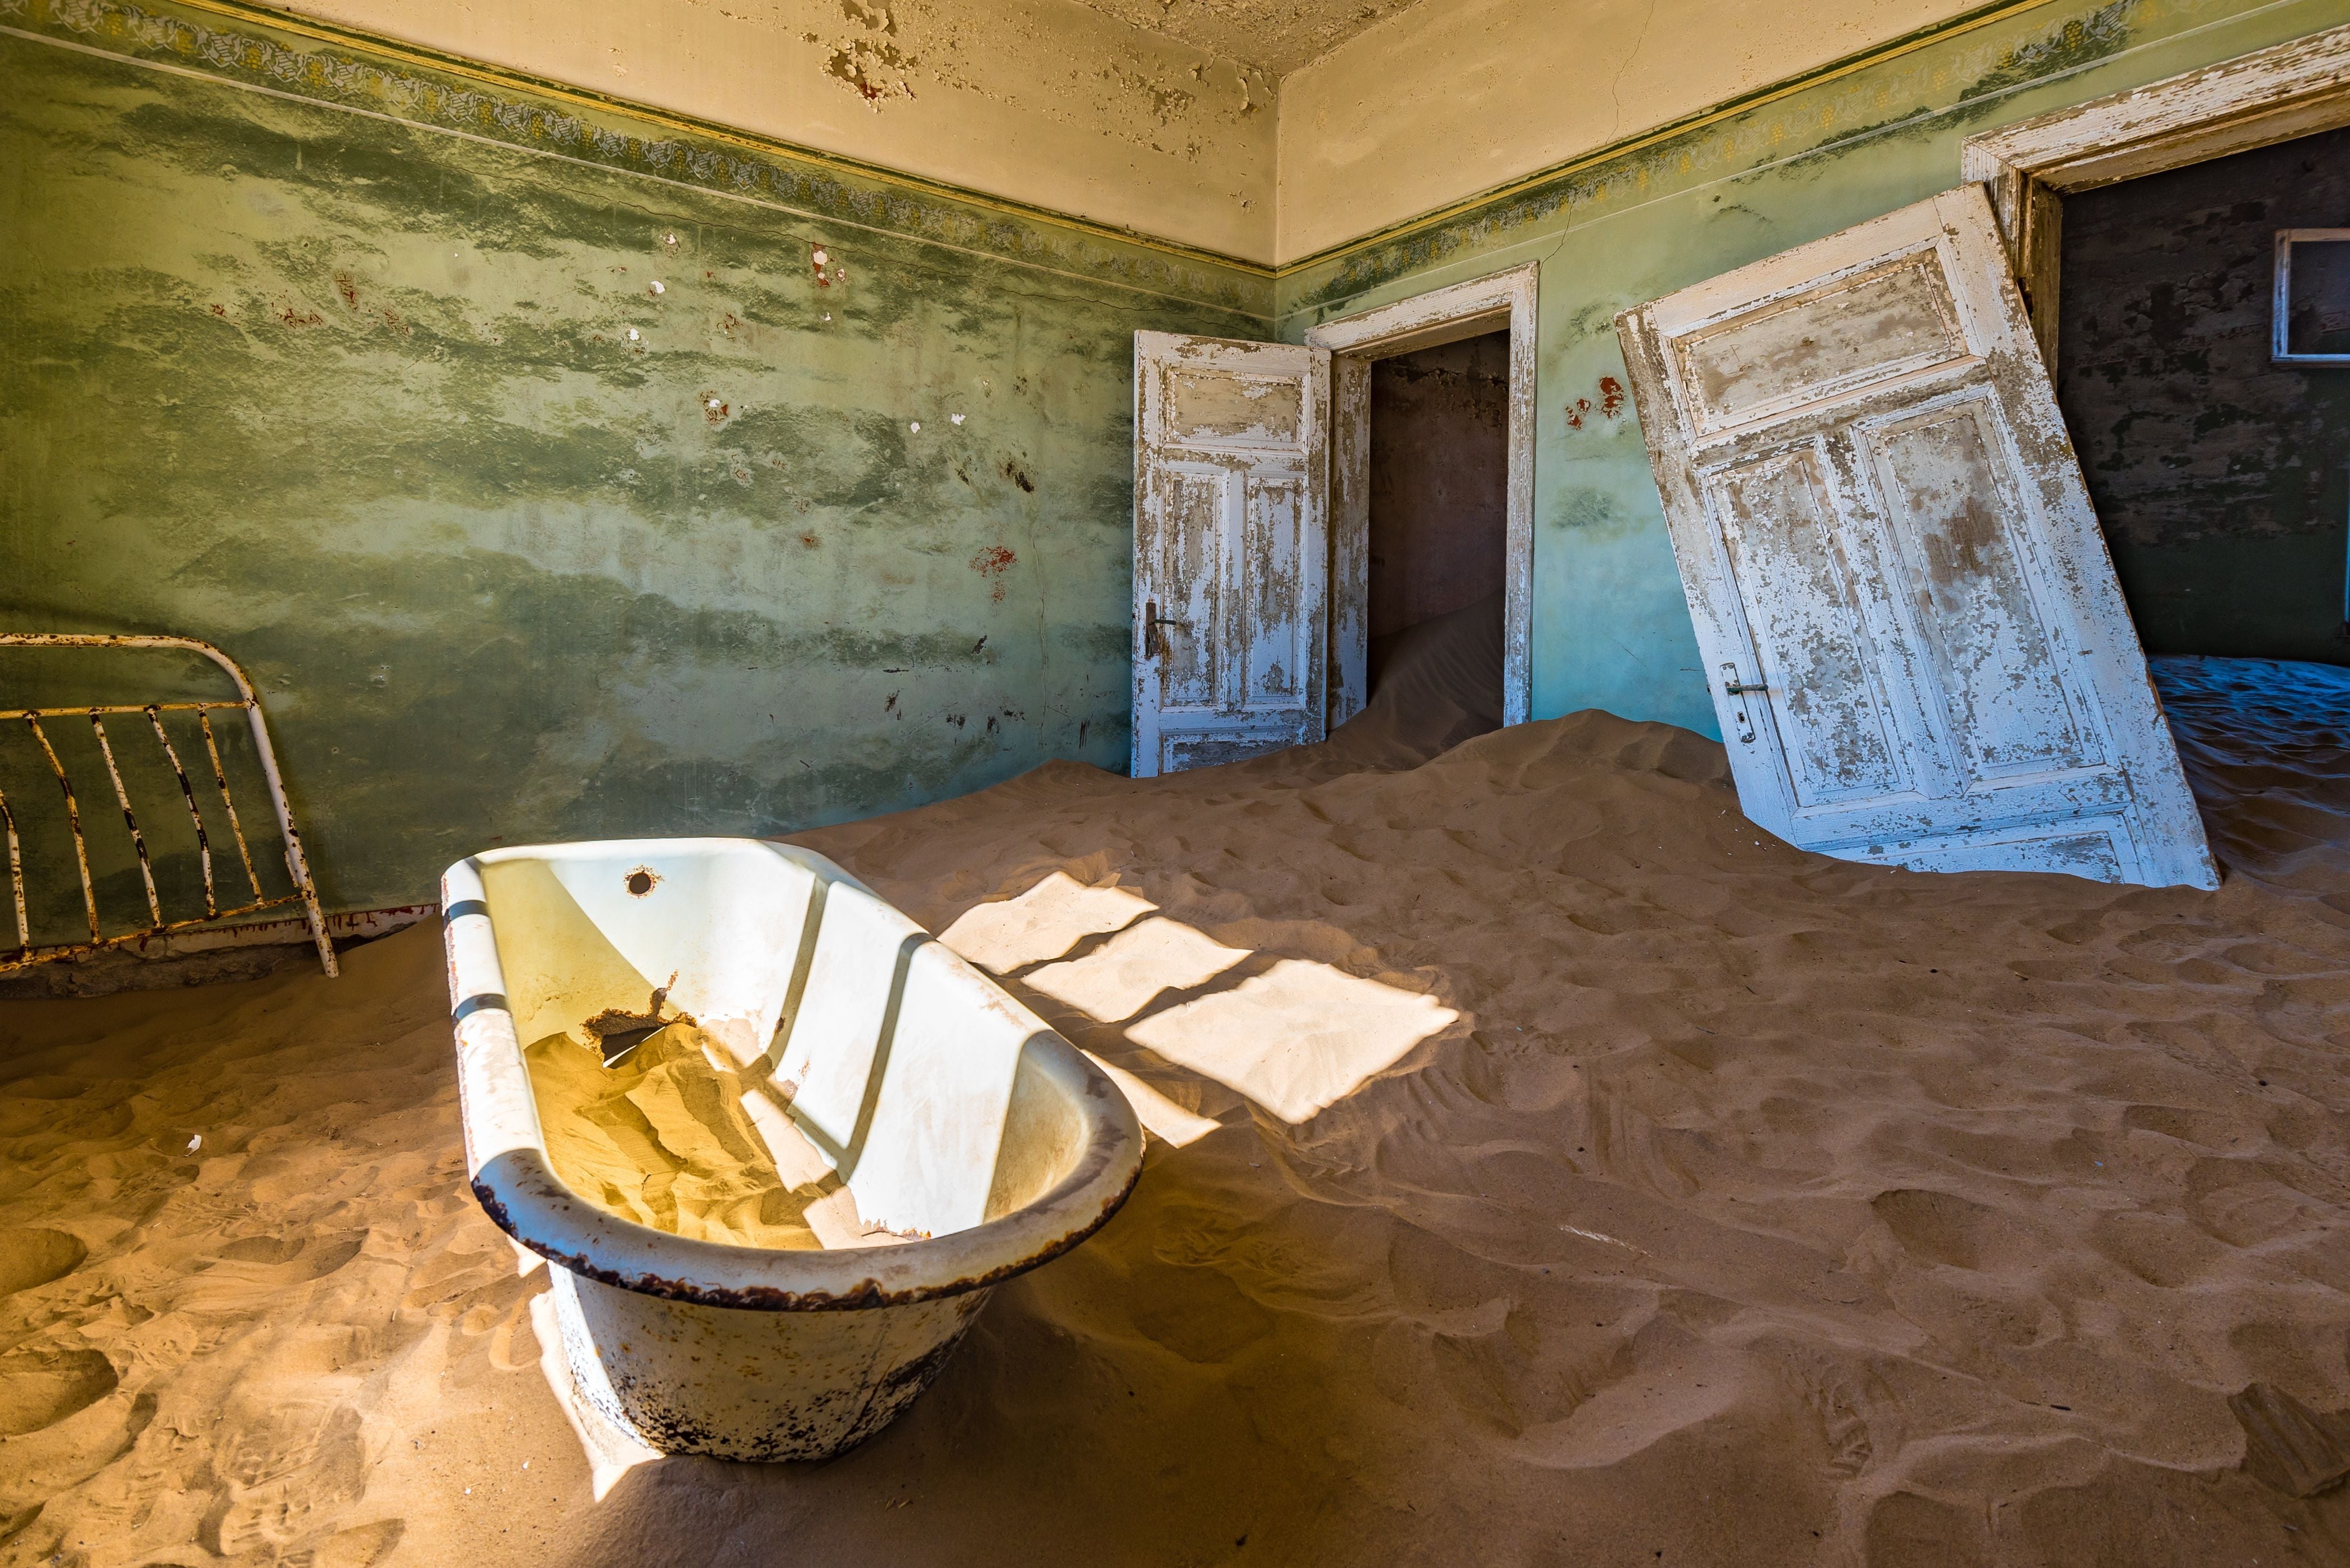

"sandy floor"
[3,643,2348,1567]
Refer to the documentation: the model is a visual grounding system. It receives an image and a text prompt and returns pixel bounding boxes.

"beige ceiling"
[1071,0,1428,76]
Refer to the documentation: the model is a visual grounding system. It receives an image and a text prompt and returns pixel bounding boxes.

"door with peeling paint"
[1130,332,1332,776]
[1615,186,2217,888]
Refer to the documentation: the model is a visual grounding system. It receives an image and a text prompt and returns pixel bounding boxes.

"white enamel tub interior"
[440,837,1144,1461]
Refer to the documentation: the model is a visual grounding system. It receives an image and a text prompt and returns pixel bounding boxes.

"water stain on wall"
[0,22,1265,916]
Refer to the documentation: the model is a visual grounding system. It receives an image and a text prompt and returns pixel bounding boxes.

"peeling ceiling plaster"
[1071,0,1428,76]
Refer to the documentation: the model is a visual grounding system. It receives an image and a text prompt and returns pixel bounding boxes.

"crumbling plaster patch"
[1067,0,1428,76]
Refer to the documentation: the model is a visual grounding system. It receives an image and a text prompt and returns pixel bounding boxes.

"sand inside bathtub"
[523,1024,833,1251]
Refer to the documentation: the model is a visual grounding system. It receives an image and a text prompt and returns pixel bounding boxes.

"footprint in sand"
[1870,1188,2001,1272]
[0,1344,118,1437]
[0,1228,87,1298]
[212,1231,366,1280]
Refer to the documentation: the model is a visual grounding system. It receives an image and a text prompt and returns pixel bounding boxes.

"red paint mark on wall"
[279,305,324,328]
[1599,376,1625,419]
[334,273,359,310]
[970,544,1017,602]
[811,243,833,288]
[1564,396,1591,431]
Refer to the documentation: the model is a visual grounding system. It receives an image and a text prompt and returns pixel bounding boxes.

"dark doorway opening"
[2057,124,2350,665]
[1364,329,1510,707]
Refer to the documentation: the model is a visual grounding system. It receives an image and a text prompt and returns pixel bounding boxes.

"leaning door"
[1615,185,2217,888]
[1131,332,1332,777]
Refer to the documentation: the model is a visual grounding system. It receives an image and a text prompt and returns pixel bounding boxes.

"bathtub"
[440,838,1144,1461]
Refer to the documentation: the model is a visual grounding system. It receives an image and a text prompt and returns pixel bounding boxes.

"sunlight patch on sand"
[1025,917,1249,1023]
[1083,1052,1220,1147]
[1128,959,1458,1124]
[939,872,1155,973]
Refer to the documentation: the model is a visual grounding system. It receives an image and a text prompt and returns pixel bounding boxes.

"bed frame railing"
[0,633,336,978]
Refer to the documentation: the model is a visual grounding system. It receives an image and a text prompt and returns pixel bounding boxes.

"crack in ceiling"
[1069,0,1431,77]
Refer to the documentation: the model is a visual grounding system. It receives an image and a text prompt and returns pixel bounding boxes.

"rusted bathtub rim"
[0,633,336,977]
[468,1132,1141,1312]
[444,841,1147,1315]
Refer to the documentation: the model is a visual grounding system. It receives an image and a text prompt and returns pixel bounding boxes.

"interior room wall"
[2057,125,2350,666]
[1366,332,1510,640]
[276,0,1281,263]
[1276,0,2346,740]
[1272,0,1989,265]
[0,0,1268,919]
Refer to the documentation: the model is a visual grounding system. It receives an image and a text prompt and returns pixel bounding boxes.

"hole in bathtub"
[625,868,659,897]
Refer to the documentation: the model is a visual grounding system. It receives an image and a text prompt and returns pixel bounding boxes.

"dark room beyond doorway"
[1366,330,1511,670]
[2058,124,2350,665]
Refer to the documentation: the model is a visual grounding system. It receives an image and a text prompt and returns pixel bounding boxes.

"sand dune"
[3,644,2347,1566]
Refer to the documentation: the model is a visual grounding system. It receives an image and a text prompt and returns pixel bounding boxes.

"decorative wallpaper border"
[0,0,1280,318]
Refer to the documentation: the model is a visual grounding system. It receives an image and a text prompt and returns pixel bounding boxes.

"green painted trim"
[0,0,1278,317]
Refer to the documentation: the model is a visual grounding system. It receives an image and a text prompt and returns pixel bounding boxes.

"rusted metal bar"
[0,785,25,955]
[89,713,162,928]
[24,713,102,944]
[18,700,215,718]
[1,893,310,972]
[0,633,336,978]
[147,705,217,919]
[195,705,264,905]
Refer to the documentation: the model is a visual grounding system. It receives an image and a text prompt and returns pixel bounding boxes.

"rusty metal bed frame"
[0,633,336,978]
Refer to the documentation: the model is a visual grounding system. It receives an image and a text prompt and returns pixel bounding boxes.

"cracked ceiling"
[1070,0,1432,77]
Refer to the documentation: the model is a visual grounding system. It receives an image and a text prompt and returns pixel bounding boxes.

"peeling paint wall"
[1277,0,2350,740]
[2058,124,2350,663]
[275,0,1280,262]
[1273,0,1991,264]
[1367,332,1509,639]
[0,0,1270,918]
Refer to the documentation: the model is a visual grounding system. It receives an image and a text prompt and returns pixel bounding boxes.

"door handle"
[1143,600,1190,660]
[1721,662,1762,745]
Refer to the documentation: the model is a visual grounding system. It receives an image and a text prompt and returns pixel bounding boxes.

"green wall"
[1275,0,2350,738]
[0,0,1269,920]
[7,0,2346,930]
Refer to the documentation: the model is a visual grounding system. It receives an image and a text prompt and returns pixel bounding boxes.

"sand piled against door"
[2,655,2346,1566]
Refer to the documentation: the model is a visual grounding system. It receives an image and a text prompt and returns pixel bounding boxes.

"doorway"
[1962,22,2350,665]
[1368,331,1511,642]
[2053,124,2350,664]
[1305,262,1538,731]
[1364,330,1511,718]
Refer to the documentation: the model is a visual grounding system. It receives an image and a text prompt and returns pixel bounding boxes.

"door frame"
[1304,262,1539,729]
[1961,22,2350,374]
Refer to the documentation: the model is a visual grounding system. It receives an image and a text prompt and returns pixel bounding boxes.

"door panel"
[1860,398,2100,778]
[1709,449,1914,808]
[1674,256,1969,434]
[1149,466,1224,711]
[1617,185,2219,888]
[1132,333,1331,778]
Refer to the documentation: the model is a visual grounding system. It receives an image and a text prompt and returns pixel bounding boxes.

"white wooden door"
[1131,332,1332,776]
[1615,186,2217,888]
